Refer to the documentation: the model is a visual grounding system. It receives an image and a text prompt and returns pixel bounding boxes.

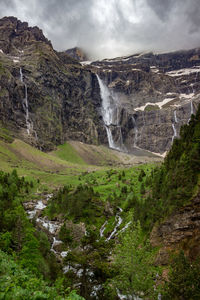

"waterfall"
[172,111,177,142]
[132,116,138,147]
[171,110,178,143]
[174,110,178,123]
[20,68,31,135]
[188,99,194,123]
[96,74,125,151]
[190,100,194,115]
[19,67,23,82]
[106,208,123,241]
[171,123,177,143]
[105,127,115,149]
[19,67,38,139]
[100,221,108,238]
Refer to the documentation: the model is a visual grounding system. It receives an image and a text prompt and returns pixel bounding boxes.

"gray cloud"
[0,0,200,59]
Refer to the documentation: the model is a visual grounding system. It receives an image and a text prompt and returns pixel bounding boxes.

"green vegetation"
[0,125,14,143]
[162,251,200,299]
[53,142,86,165]
[111,218,159,299]
[0,250,84,300]
[0,107,199,299]
[0,169,84,299]
[135,107,200,231]
[144,104,160,111]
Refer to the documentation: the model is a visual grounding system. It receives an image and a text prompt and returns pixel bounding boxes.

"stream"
[24,194,132,299]
[24,194,68,259]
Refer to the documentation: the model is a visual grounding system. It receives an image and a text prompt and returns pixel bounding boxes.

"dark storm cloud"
[0,0,200,59]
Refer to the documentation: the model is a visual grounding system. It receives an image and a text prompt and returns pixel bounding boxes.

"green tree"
[112,218,159,299]
[162,251,200,300]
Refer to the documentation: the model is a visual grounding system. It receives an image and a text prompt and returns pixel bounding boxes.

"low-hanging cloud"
[0,0,200,59]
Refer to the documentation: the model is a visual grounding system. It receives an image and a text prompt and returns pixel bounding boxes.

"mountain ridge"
[1,16,200,155]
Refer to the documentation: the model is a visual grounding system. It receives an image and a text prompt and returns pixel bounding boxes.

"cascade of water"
[188,99,194,124]
[100,221,108,238]
[19,68,38,139]
[132,116,138,147]
[106,208,123,241]
[190,99,194,115]
[97,74,125,151]
[19,67,23,82]
[171,123,177,143]
[174,110,178,123]
[105,126,115,149]
[172,110,178,143]
[96,74,114,126]
[20,68,31,135]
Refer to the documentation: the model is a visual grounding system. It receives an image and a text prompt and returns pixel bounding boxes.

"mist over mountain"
[1,0,200,59]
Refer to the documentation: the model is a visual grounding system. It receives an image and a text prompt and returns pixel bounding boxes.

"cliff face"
[1,16,200,154]
[65,47,88,62]
[90,50,200,153]
[0,17,105,150]
[150,191,200,265]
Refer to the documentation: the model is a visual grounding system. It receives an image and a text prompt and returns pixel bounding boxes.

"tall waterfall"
[172,124,177,143]
[174,110,178,123]
[132,116,138,147]
[20,67,31,135]
[190,100,194,115]
[188,99,194,124]
[172,110,178,143]
[96,75,125,151]
[19,67,38,140]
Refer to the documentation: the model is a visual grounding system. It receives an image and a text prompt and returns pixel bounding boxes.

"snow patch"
[134,97,176,111]
[80,61,92,66]
[166,66,200,77]
[180,93,194,99]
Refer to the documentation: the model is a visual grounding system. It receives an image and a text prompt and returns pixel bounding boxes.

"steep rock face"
[0,17,105,150]
[150,191,200,265]
[90,50,200,153]
[65,47,88,62]
[0,16,52,54]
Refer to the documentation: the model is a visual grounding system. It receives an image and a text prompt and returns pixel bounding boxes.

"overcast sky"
[1,0,200,59]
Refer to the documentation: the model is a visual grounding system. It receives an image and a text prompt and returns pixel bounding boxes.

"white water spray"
[190,100,194,115]
[19,67,38,139]
[106,208,123,241]
[171,123,177,143]
[171,110,178,143]
[97,74,125,151]
[188,99,194,123]
[20,67,31,135]
[174,110,178,123]
[100,221,108,238]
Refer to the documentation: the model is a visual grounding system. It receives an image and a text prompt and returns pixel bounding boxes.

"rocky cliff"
[1,16,200,154]
[89,50,200,153]
[150,191,200,265]
[0,17,105,150]
[65,47,88,62]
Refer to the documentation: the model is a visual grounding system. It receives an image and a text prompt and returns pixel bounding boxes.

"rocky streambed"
[23,193,133,299]
[23,194,68,261]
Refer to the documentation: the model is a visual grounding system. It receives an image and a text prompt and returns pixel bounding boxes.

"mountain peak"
[0,16,52,54]
[65,47,88,61]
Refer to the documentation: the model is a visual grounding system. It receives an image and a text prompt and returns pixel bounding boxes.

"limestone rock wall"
[0,17,105,150]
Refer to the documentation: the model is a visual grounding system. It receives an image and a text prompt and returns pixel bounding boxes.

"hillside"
[0,106,199,299]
